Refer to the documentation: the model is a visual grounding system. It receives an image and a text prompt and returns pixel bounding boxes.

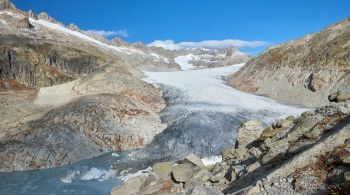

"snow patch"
[28,18,141,55]
[150,53,160,60]
[201,156,222,166]
[60,171,81,183]
[80,167,116,182]
[174,54,198,70]
[111,153,120,157]
[119,167,152,182]
[151,53,170,63]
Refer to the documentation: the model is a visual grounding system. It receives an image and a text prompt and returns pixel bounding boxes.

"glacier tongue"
[139,64,307,159]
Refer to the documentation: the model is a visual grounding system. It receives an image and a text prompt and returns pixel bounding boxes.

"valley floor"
[0,65,307,195]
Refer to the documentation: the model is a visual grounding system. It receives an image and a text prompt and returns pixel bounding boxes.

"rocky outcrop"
[0,41,109,89]
[111,37,129,47]
[0,94,166,172]
[236,120,264,149]
[37,12,65,26]
[112,99,350,194]
[0,0,14,10]
[230,17,350,107]
[27,9,36,19]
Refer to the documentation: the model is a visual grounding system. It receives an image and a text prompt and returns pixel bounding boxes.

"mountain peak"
[111,37,128,46]
[37,12,64,26]
[27,9,37,19]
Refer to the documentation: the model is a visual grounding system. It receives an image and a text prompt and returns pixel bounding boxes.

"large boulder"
[328,91,350,103]
[184,153,205,168]
[236,120,264,148]
[186,185,222,195]
[152,162,173,179]
[111,175,151,195]
[172,164,196,182]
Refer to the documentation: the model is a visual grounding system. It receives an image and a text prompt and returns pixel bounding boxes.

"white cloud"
[148,39,270,50]
[87,29,129,37]
[147,40,182,50]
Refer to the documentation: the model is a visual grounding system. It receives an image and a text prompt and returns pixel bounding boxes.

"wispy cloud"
[87,29,129,37]
[148,39,271,50]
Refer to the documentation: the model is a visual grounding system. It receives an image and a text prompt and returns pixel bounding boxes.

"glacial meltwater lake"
[0,64,307,195]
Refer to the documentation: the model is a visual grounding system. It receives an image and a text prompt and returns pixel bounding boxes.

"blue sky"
[13,0,350,55]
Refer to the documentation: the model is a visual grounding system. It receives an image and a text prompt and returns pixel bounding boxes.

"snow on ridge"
[150,53,160,60]
[28,18,141,55]
[151,53,170,64]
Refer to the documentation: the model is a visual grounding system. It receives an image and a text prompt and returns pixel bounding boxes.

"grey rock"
[185,153,205,168]
[328,166,349,184]
[288,140,317,154]
[237,120,264,149]
[345,172,350,191]
[248,147,263,159]
[304,127,322,139]
[172,164,195,182]
[247,161,261,173]
[27,9,36,19]
[233,165,246,176]
[111,175,148,195]
[227,169,237,182]
[274,119,293,129]
[345,138,350,145]
[285,115,296,122]
[193,169,213,181]
[184,179,207,189]
[210,171,226,183]
[152,161,173,179]
[186,184,222,195]
[211,163,222,174]
[329,91,350,102]
[222,147,247,161]
[287,116,319,142]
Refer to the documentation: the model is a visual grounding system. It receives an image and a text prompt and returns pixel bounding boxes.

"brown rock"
[237,120,264,149]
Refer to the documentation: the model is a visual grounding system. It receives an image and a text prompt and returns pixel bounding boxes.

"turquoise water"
[0,153,125,195]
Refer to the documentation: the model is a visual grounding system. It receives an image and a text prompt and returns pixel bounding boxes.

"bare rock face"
[0,41,107,89]
[37,12,64,26]
[111,37,129,47]
[0,94,166,171]
[0,0,14,10]
[236,120,264,149]
[27,9,36,19]
[229,17,350,107]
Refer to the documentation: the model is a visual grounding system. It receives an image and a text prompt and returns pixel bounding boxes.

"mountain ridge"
[229,16,350,107]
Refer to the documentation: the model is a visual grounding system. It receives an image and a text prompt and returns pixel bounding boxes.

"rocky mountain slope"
[0,1,169,171]
[112,97,350,194]
[229,17,350,107]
